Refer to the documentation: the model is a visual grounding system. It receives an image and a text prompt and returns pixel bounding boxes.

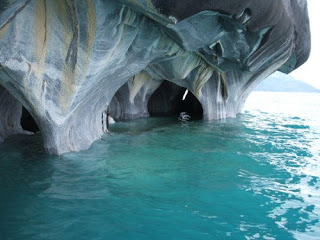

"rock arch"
[0,85,39,143]
[0,0,311,154]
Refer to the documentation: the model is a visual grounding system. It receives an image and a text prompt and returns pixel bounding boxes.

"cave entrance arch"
[148,81,203,120]
[0,85,40,142]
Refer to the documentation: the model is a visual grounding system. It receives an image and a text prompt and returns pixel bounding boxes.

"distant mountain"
[255,72,320,93]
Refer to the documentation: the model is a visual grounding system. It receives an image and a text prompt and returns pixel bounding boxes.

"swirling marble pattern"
[0,0,311,154]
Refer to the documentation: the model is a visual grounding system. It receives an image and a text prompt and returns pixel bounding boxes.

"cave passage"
[148,81,203,120]
[21,107,39,133]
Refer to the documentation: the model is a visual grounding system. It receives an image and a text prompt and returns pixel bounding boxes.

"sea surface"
[1,92,320,240]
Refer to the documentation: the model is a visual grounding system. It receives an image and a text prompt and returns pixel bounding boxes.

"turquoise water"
[1,92,320,240]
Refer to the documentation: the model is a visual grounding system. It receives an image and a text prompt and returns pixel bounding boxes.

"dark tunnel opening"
[21,107,39,133]
[148,81,203,120]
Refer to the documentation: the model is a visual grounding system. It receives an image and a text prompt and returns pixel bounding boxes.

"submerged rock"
[0,0,311,154]
[178,112,191,122]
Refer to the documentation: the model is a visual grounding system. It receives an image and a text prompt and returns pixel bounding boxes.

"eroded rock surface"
[0,0,311,154]
[0,86,24,142]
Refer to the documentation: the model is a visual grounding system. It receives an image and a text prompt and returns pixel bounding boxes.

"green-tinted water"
[1,92,320,239]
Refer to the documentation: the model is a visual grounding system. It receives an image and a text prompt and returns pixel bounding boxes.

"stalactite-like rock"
[109,72,162,120]
[0,0,311,154]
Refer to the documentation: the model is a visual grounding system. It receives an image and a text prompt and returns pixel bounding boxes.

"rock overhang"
[118,0,310,73]
[0,0,311,154]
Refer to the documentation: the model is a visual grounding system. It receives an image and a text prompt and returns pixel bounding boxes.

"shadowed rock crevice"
[0,85,37,141]
[21,107,39,133]
[0,86,23,142]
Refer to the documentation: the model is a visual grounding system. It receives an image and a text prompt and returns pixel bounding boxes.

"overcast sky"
[290,0,320,89]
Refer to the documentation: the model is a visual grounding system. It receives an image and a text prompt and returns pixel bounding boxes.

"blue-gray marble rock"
[0,0,311,154]
[0,85,24,142]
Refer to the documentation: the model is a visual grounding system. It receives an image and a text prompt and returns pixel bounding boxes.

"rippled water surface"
[1,92,320,240]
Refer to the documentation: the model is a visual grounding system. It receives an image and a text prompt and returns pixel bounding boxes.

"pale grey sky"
[290,0,320,89]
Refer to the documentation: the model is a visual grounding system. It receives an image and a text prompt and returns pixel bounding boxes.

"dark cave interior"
[21,107,39,133]
[148,81,203,120]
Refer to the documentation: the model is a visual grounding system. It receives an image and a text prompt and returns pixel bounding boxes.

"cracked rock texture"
[0,0,311,154]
